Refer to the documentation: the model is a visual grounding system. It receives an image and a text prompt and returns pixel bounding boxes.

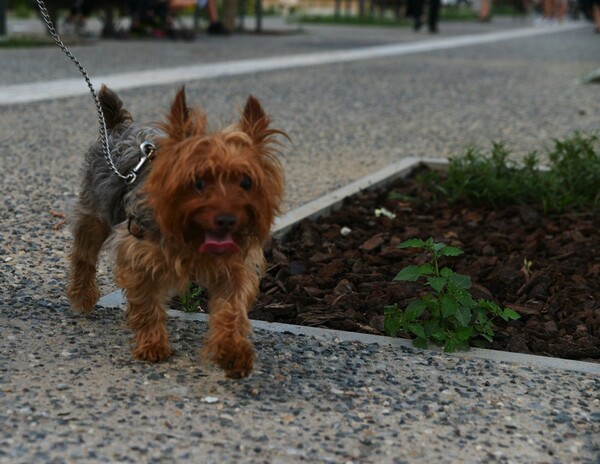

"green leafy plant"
[435,132,600,213]
[180,283,204,313]
[384,238,520,352]
[543,132,600,212]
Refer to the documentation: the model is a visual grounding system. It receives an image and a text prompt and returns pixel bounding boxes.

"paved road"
[1,15,599,463]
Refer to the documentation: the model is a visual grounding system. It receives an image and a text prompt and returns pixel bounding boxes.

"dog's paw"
[132,328,172,362]
[220,347,255,379]
[204,337,255,379]
[132,342,173,363]
[67,283,99,314]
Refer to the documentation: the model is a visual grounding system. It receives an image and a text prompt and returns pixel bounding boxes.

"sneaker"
[207,21,230,35]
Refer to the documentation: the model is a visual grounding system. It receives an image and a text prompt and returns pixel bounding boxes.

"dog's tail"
[99,85,133,130]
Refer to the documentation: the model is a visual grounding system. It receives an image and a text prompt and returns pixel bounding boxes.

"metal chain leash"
[36,0,138,183]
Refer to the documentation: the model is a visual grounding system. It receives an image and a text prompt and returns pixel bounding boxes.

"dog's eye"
[195,178,205,191]
[240,175,252,191]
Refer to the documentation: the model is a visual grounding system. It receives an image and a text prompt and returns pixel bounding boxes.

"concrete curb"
[99,289,599,374]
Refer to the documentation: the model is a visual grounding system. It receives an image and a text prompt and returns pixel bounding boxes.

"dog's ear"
[241,95,271,144]
[171,86,189,127]
[162,86,206,140]
[99,85,133,130]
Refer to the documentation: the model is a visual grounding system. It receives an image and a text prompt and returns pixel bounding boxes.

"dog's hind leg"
[67,209,111,313]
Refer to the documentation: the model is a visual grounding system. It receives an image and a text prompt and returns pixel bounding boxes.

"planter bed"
[245,158,600,362]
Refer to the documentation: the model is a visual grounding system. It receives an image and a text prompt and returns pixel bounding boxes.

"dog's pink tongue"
[199,232,240,255]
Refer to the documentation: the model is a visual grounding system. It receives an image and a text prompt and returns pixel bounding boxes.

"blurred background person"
[407,0,441,33]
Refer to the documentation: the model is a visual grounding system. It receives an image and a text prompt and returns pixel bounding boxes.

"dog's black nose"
[214,214,237,232]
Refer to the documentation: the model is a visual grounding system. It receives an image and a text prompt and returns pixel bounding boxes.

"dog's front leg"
[126,293,172,363]
[202,262,259,378]
[115,253,172,362]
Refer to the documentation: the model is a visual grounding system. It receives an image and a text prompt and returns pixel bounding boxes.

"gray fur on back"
[77,123,162,228]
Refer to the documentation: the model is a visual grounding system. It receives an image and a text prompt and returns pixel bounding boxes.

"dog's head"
[145,87,285,255]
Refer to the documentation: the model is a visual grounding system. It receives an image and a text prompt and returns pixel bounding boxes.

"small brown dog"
[67,85,285,378]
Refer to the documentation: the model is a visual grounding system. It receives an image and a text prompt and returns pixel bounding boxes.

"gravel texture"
[1,16,599,463]
[1,304,599,463]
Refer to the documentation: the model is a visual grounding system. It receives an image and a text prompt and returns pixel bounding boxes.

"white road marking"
[0,23,585,105]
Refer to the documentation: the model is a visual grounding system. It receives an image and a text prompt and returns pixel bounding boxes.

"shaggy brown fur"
[67,85,285,378]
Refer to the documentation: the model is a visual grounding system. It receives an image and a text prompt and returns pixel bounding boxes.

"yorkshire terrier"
[67,85,285,378]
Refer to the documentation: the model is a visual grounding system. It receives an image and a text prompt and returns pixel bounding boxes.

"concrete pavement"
[1,13,599,463]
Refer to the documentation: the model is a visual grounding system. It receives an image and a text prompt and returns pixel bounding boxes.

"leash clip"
[127,141,157,184]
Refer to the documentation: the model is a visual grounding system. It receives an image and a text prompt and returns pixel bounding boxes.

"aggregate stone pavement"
[2,304,599,463]
[1,15,599,463]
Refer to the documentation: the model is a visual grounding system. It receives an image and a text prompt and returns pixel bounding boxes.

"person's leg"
[205,0,218,22]
[428,0,440,32]
[555,0,566,21]
[407,0,424,30]
[542,0,554,20]
[479,0,491,21]
[205,0,229,34]
[594,2,600,32]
